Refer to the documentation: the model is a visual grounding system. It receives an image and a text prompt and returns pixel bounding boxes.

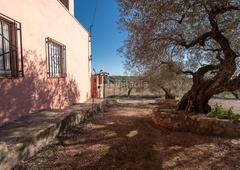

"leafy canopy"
[117,0,240,76]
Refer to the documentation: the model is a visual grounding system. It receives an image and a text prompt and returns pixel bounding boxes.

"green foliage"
[207,104,239,120]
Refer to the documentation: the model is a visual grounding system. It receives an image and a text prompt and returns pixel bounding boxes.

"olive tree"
[143,62,188,99]
[117,0,240,113]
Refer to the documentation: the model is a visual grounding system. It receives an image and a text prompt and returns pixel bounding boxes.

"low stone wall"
[152,108,240,138]
[0,100,107,170]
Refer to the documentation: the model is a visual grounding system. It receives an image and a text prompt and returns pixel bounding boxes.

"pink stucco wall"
[0,0,91,124]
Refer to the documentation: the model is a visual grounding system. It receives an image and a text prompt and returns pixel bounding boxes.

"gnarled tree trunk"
[177,60,237,113]
[127,87,133,96]
[231,91,239,99]
[177,5,239,114]
[161,86,175,99]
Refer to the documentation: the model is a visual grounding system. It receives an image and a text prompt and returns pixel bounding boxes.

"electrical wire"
[90,0,99,34]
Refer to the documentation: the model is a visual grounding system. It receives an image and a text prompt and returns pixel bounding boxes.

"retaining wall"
[152,108,240,138]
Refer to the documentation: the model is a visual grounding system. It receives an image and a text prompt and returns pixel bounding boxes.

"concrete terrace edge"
[152,107,240,138]
[0,100,106,170]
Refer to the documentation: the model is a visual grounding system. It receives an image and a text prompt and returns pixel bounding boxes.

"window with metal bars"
[0,13,23,78]
[46,37,66,78]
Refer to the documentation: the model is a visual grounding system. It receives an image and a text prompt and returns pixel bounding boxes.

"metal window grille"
[0,13,23,78]
[46,37,66,78]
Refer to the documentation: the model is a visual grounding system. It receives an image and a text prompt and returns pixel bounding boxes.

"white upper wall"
[69,0,74,16]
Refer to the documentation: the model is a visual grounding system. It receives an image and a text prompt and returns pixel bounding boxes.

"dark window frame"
[46,37,66,78]
[59,0,69,10]
[0,13,23,78]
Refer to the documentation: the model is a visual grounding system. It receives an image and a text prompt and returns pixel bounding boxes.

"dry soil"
[13,99,240,170]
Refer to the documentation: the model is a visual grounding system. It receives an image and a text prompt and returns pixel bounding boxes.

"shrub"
[207,104,239,120]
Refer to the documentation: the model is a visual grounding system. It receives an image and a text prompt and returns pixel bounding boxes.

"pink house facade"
[0,0,92,124]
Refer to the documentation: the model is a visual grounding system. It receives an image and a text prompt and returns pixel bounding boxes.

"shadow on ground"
[13,100,240,170]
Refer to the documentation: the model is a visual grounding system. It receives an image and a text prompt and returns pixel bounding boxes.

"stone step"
[0,99,106,170]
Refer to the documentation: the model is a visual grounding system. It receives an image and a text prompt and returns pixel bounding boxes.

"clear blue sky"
[74,0,127,76]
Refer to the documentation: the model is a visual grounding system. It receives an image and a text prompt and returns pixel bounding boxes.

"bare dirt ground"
[13,99,240,170]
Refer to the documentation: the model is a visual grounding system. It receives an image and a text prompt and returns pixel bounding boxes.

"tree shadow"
[12,102,240,169]
[73,109,240,169]
[0,50,81,124]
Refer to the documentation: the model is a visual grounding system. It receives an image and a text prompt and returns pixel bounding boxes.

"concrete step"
[0,99,106,170]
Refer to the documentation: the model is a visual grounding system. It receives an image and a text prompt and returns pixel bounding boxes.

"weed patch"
[207,104,240,120]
